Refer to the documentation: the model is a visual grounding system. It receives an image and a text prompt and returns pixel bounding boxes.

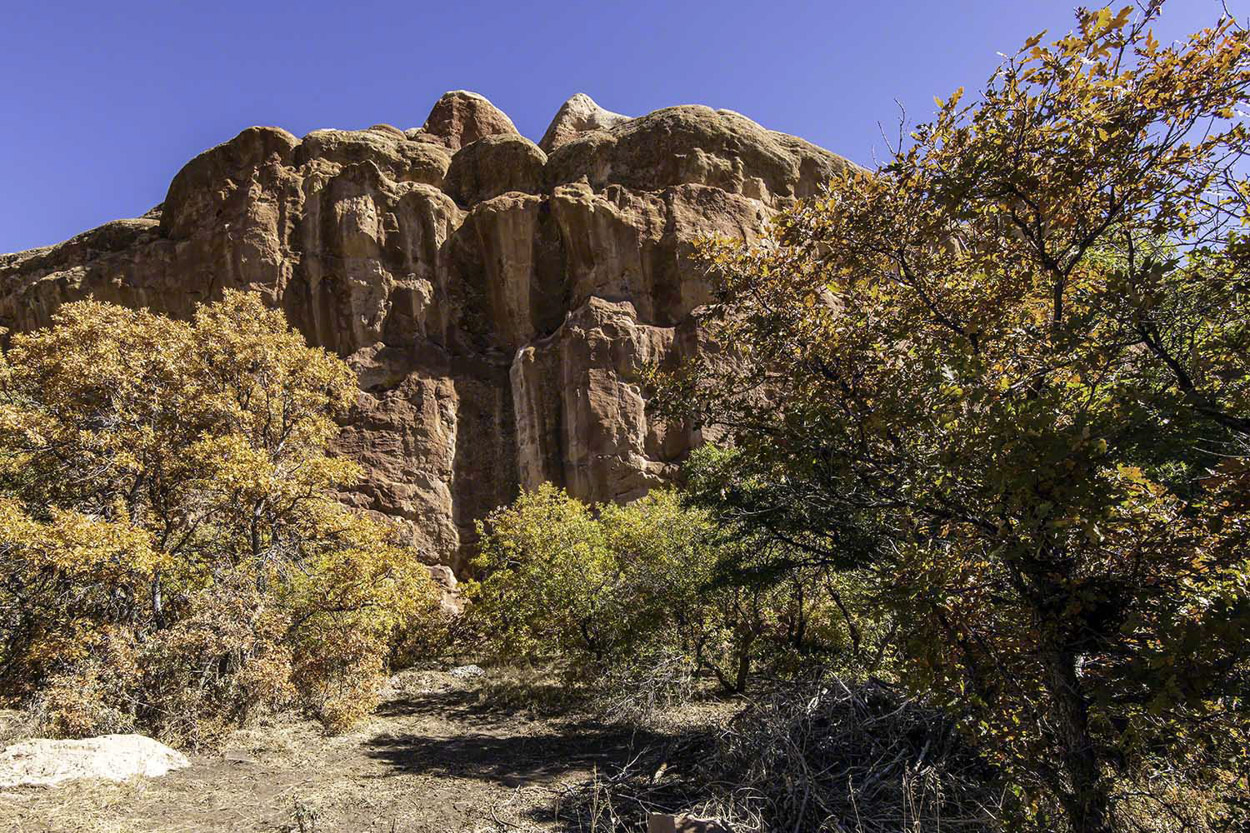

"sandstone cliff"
[0,91,850,568]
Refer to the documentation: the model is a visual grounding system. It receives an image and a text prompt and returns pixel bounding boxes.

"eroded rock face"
[0,91,852,570]
[418,90,520,151]
[445,134,546,206]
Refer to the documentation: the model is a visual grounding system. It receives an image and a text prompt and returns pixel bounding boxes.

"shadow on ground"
[1,670,728,833]
[373,681,569,721]
[364,716,672,786]
[363,683,724,831]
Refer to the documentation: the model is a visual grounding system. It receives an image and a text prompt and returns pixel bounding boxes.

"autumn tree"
[0,292,436,742]
[661,5,1250,831]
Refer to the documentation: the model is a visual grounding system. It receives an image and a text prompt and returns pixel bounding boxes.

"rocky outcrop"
[416,90,520,151]
[0,91,852,570]
[511,297,699,503]
[545,105,841,207]
[539,93,629,153]
[445,135,546,206]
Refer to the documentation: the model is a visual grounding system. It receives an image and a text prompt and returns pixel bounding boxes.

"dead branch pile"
[702,676,1007,831]
[558,675,1010,832]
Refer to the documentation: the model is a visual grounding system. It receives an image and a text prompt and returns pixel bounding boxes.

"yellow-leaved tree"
[0,291,436,743]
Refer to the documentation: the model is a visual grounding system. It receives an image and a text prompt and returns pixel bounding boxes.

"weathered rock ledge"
[0,92,852,569]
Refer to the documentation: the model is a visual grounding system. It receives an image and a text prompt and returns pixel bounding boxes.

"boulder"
[444,134,546,206]
[426,564,463,615]
[161,125,299,240]
[545,105,853,207]
[449,664,486,679]
[0,734,190,788]
[296,127,451,186]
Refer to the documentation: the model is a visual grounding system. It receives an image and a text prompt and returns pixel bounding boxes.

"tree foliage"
[659,5,1250,831]
[0,292,437,742]
[468,484,863,700]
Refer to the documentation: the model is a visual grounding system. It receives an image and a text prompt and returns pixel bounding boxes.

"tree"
[660,5,1250,831]
[0,292,436,742]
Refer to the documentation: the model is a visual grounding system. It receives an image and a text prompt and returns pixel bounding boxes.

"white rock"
[0,734,190,788]
[449,664,486,679]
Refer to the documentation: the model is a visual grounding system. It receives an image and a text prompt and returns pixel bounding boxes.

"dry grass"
[0,668,722,833]
[0,709,36,747]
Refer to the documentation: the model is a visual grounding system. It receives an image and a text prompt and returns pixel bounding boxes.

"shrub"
[467,484,865,703]
[0,292,438,743]
[559,675,1010,833]
[466,483,617,665]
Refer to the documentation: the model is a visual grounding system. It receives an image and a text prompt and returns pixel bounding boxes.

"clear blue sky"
[0,0,1241,252]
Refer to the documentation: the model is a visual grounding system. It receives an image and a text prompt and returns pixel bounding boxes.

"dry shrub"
[467,664,586,716]
[34,657,139,740]
[389,597,458,668]
[592,648,697,724]
[1110,727,1250,833]
[0,708,36,746]
[136,576,296,746]
[292,624,387,734]
[12,579,297,747]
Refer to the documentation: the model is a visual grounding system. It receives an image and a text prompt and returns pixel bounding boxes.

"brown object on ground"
[0,91,854,571]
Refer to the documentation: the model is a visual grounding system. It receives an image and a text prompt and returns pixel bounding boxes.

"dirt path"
[0,670,703,833]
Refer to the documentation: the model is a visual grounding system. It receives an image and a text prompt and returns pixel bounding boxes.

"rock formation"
[538,93,628,153]
[0,92,852,569]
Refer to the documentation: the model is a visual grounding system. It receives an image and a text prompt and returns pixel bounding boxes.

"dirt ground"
[0,669,729,833]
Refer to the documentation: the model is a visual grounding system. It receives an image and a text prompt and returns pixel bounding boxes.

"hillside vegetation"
[656,4,1250,831]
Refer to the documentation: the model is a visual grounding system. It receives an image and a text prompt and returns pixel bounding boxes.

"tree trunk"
[733,630,754,694]
[1040,641,1112,833]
